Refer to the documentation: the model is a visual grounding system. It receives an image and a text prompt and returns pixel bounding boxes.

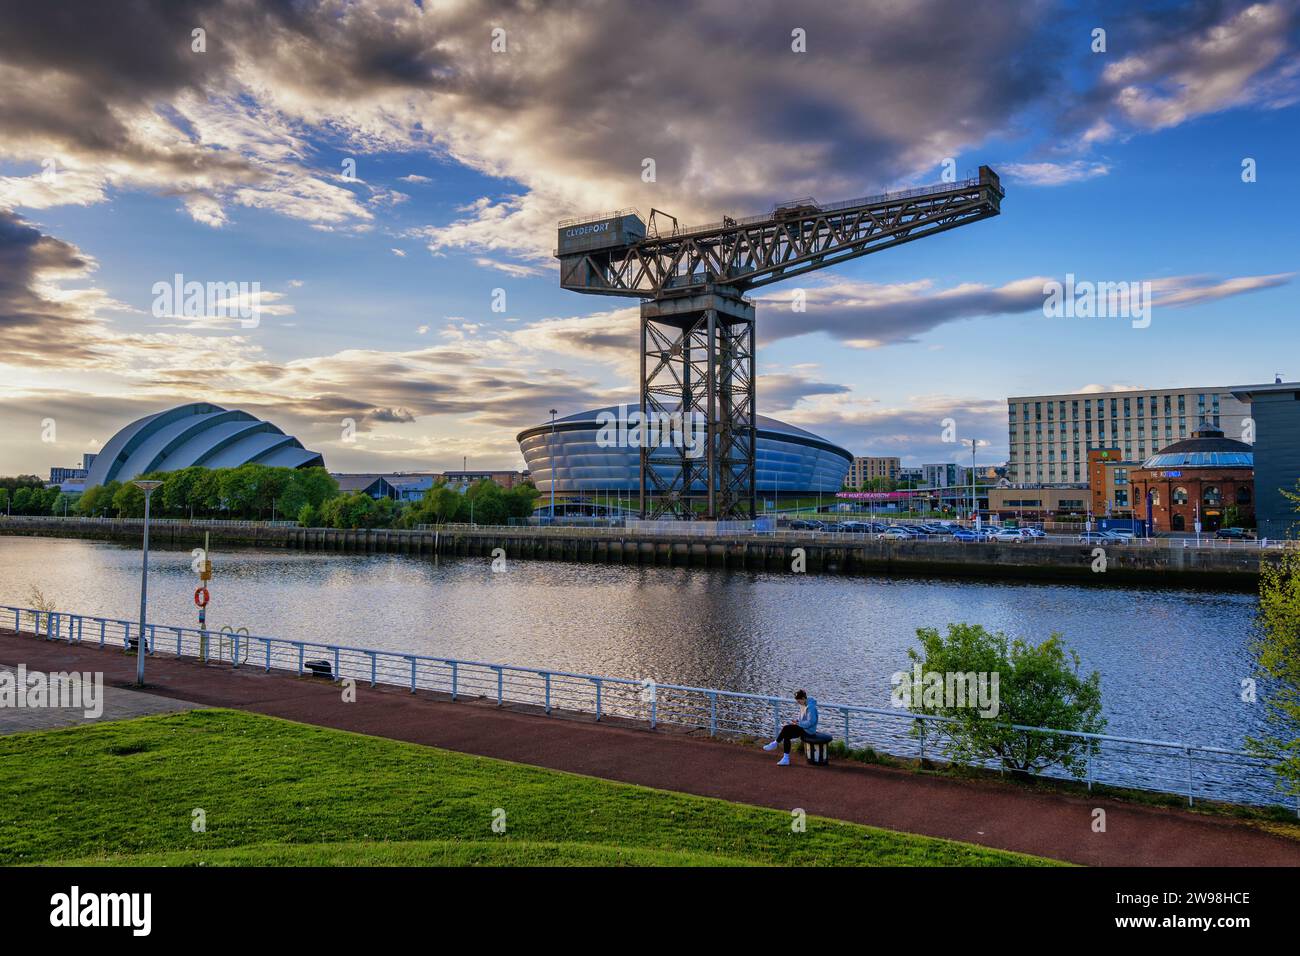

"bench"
[304,659,335,680]
[802,731,832,766]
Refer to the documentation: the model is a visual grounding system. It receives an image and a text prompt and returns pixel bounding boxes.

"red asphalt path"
[4,629,1298,867]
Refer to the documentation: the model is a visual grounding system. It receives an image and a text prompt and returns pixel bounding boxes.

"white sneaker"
[762,740,780,752]
[776,754,790,766]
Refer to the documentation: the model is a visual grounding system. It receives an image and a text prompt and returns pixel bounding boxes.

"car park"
[879,526,918,539]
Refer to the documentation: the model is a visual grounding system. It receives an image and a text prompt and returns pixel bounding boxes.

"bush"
[901,623,1105,778]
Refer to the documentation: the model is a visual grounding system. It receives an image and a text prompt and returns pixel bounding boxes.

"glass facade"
[517,406,852,494]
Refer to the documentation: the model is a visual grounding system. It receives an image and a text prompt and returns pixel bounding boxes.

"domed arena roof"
[516,403,852,495]
[1140,422,1253,470]
[84,403,325,487]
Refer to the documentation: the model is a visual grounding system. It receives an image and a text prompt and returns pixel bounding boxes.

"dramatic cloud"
[757,272,1294,346]
[1072,0,1300,143]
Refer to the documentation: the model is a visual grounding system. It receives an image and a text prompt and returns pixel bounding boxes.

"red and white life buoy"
[194,587,210,608]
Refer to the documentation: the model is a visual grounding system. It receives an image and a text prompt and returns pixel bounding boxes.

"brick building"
[1126,423,1254,533]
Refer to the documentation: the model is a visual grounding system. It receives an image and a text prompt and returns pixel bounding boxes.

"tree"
[111,481,146,517]
[280,467,339,519]
[902,623,1105,778]
[161,467,206,516]
[297,503,318,527]
[1248,482,1300,798]
[0,488,8,513]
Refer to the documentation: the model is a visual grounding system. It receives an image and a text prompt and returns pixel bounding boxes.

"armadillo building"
[84,403,325,487]
[517,404,851,502]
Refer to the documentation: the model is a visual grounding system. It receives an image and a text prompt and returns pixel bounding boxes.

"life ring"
[194,587,210,608]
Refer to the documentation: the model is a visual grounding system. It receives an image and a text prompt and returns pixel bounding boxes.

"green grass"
[0,709,1059,867]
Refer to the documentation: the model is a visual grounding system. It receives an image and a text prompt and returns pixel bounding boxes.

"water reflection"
[0,535,1262,749]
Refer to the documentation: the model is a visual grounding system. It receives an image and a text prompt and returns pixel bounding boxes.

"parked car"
[992,528,1029,542]
[1103,529,1135,540]
[1078,530,1112,544]
[788,519,825,531]
[952,528,989,542]
[879,526,918,539]
[1019,527,1047,538]
[1215,527,1254,539]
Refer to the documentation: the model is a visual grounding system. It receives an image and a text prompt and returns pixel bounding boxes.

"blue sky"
[1,0,1297,477]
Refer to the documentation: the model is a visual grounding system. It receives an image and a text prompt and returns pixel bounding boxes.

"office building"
[1007,386,1250,485]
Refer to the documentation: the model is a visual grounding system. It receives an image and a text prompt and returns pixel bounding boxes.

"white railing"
[4,605,1292,813]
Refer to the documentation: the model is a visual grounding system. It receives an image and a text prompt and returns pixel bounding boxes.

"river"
[0,534,1265,752]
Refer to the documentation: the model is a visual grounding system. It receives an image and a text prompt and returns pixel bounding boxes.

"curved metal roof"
[1139,422,1253,470]
[85,403,324,487]
[518,403,851,460]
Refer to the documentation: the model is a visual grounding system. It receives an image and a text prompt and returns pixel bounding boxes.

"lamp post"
[133,479,163,686]
[961,438,978,527]
[549,408,557,523]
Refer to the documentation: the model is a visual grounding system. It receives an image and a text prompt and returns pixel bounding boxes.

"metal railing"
[3,604,1292,813]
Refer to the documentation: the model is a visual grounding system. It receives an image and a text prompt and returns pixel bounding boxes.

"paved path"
[0,663,199,734]
[3,629,1297,866]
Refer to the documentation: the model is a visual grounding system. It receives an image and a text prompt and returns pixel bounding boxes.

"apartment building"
[1006,386,1250,484]
[846,455,901,487]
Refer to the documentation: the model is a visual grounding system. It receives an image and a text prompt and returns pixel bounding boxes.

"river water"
[0,535,1265,752]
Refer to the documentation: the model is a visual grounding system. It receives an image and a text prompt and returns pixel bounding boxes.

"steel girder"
[560,167,1003,299]
[639,290,755,519]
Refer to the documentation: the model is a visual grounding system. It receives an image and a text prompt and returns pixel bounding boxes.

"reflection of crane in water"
[555,166,1005,519]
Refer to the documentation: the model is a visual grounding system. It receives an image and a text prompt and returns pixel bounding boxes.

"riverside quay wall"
[0,517,1279,589]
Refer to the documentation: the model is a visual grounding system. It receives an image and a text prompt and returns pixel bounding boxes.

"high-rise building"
[1007,387,1250,485]
[922,462,961,487]
[846,455,901,487]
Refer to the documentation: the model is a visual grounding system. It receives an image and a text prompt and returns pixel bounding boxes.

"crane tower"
[555,165,1004,519]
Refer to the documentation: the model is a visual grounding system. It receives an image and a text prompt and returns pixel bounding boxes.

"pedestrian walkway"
[2,628,1297,866]
[0,663,199,734]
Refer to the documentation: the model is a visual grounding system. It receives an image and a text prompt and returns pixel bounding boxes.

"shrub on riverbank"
[900,623,1105,779]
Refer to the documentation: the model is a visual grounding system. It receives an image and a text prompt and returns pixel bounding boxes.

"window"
[1236,486,1252,505]
[1173,487,1188,504]
[1150,489,1160,506]
[1203,486,1222,507]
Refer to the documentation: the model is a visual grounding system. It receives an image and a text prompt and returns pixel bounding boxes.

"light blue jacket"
[797,697,819,731]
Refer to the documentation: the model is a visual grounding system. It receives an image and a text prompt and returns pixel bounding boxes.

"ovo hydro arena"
[516,404,851,512]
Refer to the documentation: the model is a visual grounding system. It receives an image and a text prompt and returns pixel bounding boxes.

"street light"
[549,408,557,524]
[133,479,163,686]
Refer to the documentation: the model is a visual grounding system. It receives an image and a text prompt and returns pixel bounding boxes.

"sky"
[1,0,1298,478]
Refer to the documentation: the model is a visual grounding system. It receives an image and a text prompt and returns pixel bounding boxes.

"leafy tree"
[903,623,1105,778]
[297,503,318,527]
[111,481,146,517]
[280,467,339,519]
[1248,482,1300,798]
[161,467,206,516]
[319,491,377,529]
[0,488,8,513]
[12,487,32,514]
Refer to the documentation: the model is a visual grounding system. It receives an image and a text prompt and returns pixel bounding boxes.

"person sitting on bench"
[763,689,818,766]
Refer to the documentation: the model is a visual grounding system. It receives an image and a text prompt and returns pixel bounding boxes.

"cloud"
[1000,160,1111,185]
[1072,0,1300,143]
[756,271,1295,346]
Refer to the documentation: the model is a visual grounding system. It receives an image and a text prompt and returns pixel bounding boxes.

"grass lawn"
[0,709,1059,867]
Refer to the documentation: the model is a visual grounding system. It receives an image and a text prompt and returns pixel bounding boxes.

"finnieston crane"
[555,165,1005,520]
